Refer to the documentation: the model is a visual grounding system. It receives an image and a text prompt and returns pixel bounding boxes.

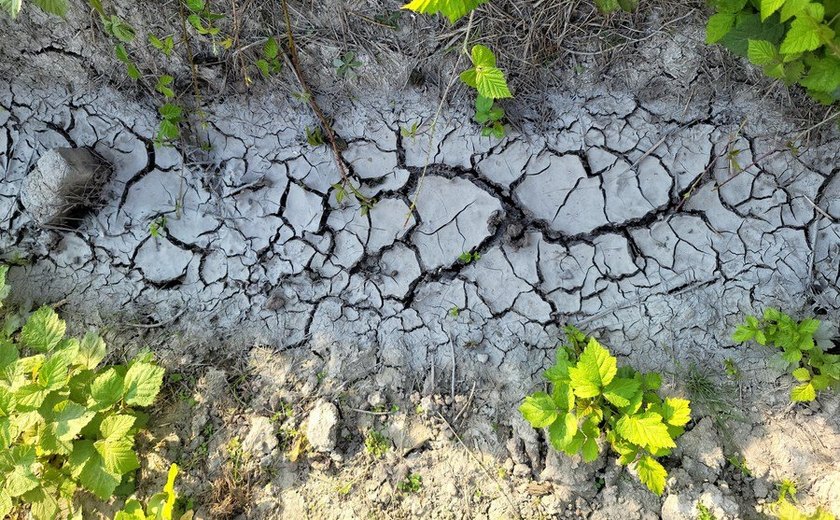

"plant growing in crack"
[184,0,232,55]
[474,95,506,138]
[519,326,692,495]
[733,308,839,402]
[333,51,362,79]
[156,103,184,147]
[363,430,390,459]
[305,126,326,147]
[400,121,423,140]
[397,473,422,493]
[149,33,175,56]
[458,250,481,264]
[768,478,835,519]
[255,36,282,79]
[150,215,168,238]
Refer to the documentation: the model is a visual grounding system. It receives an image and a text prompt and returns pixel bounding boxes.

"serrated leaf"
[474,66,512,99]
[256,59,270,78]
[642,372,662,390]
[712,0,748,13]
[811,373,831,390]
[800,56,840,92]
[761,0,786,19]
[581,437,599,462]
[706,12,736,43]
[90,368,124,411]
[470,44,496,67]
[732,324,756,342]
[747,39,778,65]
[31,0,68,16]
[635,455,667,495]
[792,367,811,382]
[603,377,641,407]
[0,490,11,519]
[780,18,826,54]
[123,362,163,407]
[568,338,617,398]
[0,0,23,18]
[14,384,48,410]
[100,413,136,439]
[51,401,95,441]
[459,68,477,88]
[780,0,809,20]
[790,382,816,401]
[20,306,65,352]
[616,412,676,450]
[95,437,140,475]
[264,36,278,60]
[661,397,691,427]
[38,354,69,391]
[77,332,107,370]
[548,412,578,450]
[519,392,558,428]
[551,381,575,410]
[401,0,487,23]
[5,464,39,497]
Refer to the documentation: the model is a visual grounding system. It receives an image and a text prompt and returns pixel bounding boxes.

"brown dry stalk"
[279,0,350,186]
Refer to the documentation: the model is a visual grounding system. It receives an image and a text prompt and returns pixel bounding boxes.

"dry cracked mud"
[1,3,840,519]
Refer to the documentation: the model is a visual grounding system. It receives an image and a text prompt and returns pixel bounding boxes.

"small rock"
[513,463,531,477]
[242,416,278,458]
[305,399,339,452]
[368,391,385,409]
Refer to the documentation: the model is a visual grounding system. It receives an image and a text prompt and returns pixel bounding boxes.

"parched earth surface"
[2,3,840,519]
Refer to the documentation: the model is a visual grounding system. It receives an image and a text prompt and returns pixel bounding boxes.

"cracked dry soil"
[1,1,840,519]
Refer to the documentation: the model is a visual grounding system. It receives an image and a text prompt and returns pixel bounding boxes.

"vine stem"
[280,0,353,189]
[403,10,476,227]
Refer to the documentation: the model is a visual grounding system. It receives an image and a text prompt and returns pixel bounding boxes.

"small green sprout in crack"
[333,51,362,79]
[316,370,327,384]
[256,36,282,79]
[723,358,741,380]
[696,502,717,520]
[150,215,168,239]
[306,126,326,147]
[727,454,751,478]
[474,95,506,139]
[767,478,835,519]
[733,308,838,402]
[400,121,422,140]
[448,306,460,318]
[458,250,481,264]
[364,430,390,459]
[335,481,353,496]
[397,473,422,493]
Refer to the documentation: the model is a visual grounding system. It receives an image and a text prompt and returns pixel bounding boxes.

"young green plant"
[733,308,838,402]
[519,326,691,495]
[0,271,165,518]
[115,463,194,520]
[706,0,840,104]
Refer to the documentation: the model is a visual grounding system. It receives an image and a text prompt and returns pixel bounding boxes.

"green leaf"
[782,347,802,364]
[790,382,816,401]
[471,44,496,67]
[635,455,667,495]
[568,338,617,398]
[100,414,136,439]
[0,490,11,519]
[95,437,140,475]
[51,401,95,441]
[721,13,786,56]
[30,0,67,16]
[780,0,810,20]
[616,412,676,450]
[712,0,748,13]
[256,59,271,78]
[761,0,786,20]
[548,413,578,450]
[474,66,512,99]
[4,464,39,497]
[77,332,107,370]
[0,0,23,18]
[519,392,558,428]
[37,354,69,391]
[70,440,122,499]
[747,39,778,65]
[264,36,278,60]
[122,362,164,407]
[800,56,840,92]
[642,372,662,390]
[147,463,179,519]
[116,499,147,520]
[661,397,691,427]
[581,437,599,462]
[459,68,477,88]
[158,103,182,121]
[20,306,65,352]
[792,367,811,382]
[732,324,755,342]
[706,12,736,43]
[603,377,641,407]
[109,16,136,43]
[594,0,620,12]
[24,485,60,520]
[811,373,831,390]
[780,17,826,54]
[14,384,48,410]
[89,368,124,410]
[402,0,487,23]
[551,381,575,410]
